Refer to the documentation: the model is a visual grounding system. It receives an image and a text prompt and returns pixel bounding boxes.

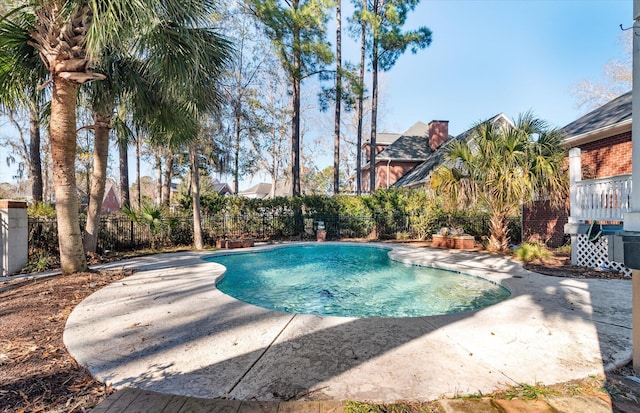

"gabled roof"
[364,132,402,147]
[393,146,450,188]
[561,91,632,147]
[377,122,437,161]
[238,182,272,198]
[213,181,232,195]
[394,114,512,188]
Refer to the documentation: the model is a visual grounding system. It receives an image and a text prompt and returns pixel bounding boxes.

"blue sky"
[376,0,632,136]
[0,0,633,188]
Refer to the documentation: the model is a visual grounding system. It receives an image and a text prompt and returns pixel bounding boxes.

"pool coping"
[64,241,632,402]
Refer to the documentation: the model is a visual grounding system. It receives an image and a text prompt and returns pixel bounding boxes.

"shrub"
[27,202,56,218]
[513,242,553,262]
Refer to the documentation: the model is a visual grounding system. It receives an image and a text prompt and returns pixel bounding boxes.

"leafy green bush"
[27,202,56,218]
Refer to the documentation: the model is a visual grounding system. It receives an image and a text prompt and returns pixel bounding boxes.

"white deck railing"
[572,174,631,221]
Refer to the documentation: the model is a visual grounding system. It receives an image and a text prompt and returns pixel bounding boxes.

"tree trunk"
[50,77,87,274]
[356,4,366,195]
[136,132,142,208]
[154,149,162,206]
[369,0,379,193]
[83,111,112,253]
[333,0,342,194]
[29,100,43,203]
[190,142,204,249]
[118,138,130,209]
[162,150,173,207]
[292,20,302,197]
[488,210,510,252]
[42,151,51,204]
[234,108,241,195]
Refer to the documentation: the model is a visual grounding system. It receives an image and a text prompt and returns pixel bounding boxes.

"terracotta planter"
[216,239,255,249]
[431,234,475,250]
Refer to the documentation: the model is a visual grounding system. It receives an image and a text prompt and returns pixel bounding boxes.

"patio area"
[64,242,632,403]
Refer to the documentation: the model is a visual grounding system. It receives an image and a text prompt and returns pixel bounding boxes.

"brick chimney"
[428,120,449,151]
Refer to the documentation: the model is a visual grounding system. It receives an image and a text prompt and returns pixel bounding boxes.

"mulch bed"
[0,248,638,412]
[521,253,630,280]
[0,270,130,412]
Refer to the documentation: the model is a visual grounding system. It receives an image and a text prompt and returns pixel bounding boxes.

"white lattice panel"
[575,235,632,277]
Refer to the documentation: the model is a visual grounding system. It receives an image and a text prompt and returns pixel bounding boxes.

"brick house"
[360,121,451,191]
[394,114,513,189]
[101,182,121,214]
[523,91,631,248]
[523,91,631,275]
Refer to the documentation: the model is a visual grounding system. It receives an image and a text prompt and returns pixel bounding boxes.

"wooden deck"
[91,388,345,413]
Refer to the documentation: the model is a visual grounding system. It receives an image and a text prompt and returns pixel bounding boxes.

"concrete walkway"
[64,242,632,403]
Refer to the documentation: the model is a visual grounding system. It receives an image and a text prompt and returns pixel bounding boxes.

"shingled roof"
[394,113,513,188]
[393,145,451,188]
[377,122,433,161]
[562,91,631,137]
[370,132,402,146]
[561,91,631,146]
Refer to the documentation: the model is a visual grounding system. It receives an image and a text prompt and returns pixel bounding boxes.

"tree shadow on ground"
[65,245,632,402]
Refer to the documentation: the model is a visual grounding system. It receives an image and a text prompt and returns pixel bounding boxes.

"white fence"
[572,174,631,222]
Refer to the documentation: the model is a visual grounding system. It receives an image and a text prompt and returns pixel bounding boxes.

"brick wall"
[579,131,631,178]
[375,162,420,189]
[362,161,420,191]
[363,143,390,163]
[522,131,631,247]
[522,200,569,247]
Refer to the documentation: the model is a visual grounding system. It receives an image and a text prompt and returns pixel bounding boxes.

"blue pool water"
[209,244,510,318]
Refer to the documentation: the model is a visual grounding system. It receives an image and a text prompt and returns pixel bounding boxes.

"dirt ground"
[0,249,639,412]
[0,270,129,412]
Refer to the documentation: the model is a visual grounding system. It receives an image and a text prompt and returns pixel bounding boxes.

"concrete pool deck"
[64,242,632,403]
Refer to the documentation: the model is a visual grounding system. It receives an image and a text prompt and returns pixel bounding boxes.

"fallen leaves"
[0,270,130,412]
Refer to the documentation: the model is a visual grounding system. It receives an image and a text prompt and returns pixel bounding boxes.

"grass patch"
[502,383,561,400]
[477,377,608,401]
[343,400,440,413]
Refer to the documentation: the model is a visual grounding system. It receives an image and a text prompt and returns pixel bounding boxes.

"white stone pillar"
[0,200,28,276]
[623,0,640,374]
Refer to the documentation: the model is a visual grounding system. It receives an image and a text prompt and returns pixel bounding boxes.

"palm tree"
[1,1,231,272]
[82,15,233,254]
[5,1,150,274]
[431,113,567,252]
[0,8,48,203]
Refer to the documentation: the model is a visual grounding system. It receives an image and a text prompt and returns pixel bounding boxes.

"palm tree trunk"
[136,132,142,208]
[154,149,162,205]
[83,111,112,253]
[488,210,510,252]
[118,138,130,209]
[162,150,173,207]
[50,77,87,274]
[356,3,366,196]
[333,0,342,194]
[29,99,43,203]
[190,142,204,249]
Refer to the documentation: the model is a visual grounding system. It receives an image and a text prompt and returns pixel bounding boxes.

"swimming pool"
[209,244,510,318]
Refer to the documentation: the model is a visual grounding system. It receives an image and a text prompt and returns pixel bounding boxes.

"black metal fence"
[28,213,522,256]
